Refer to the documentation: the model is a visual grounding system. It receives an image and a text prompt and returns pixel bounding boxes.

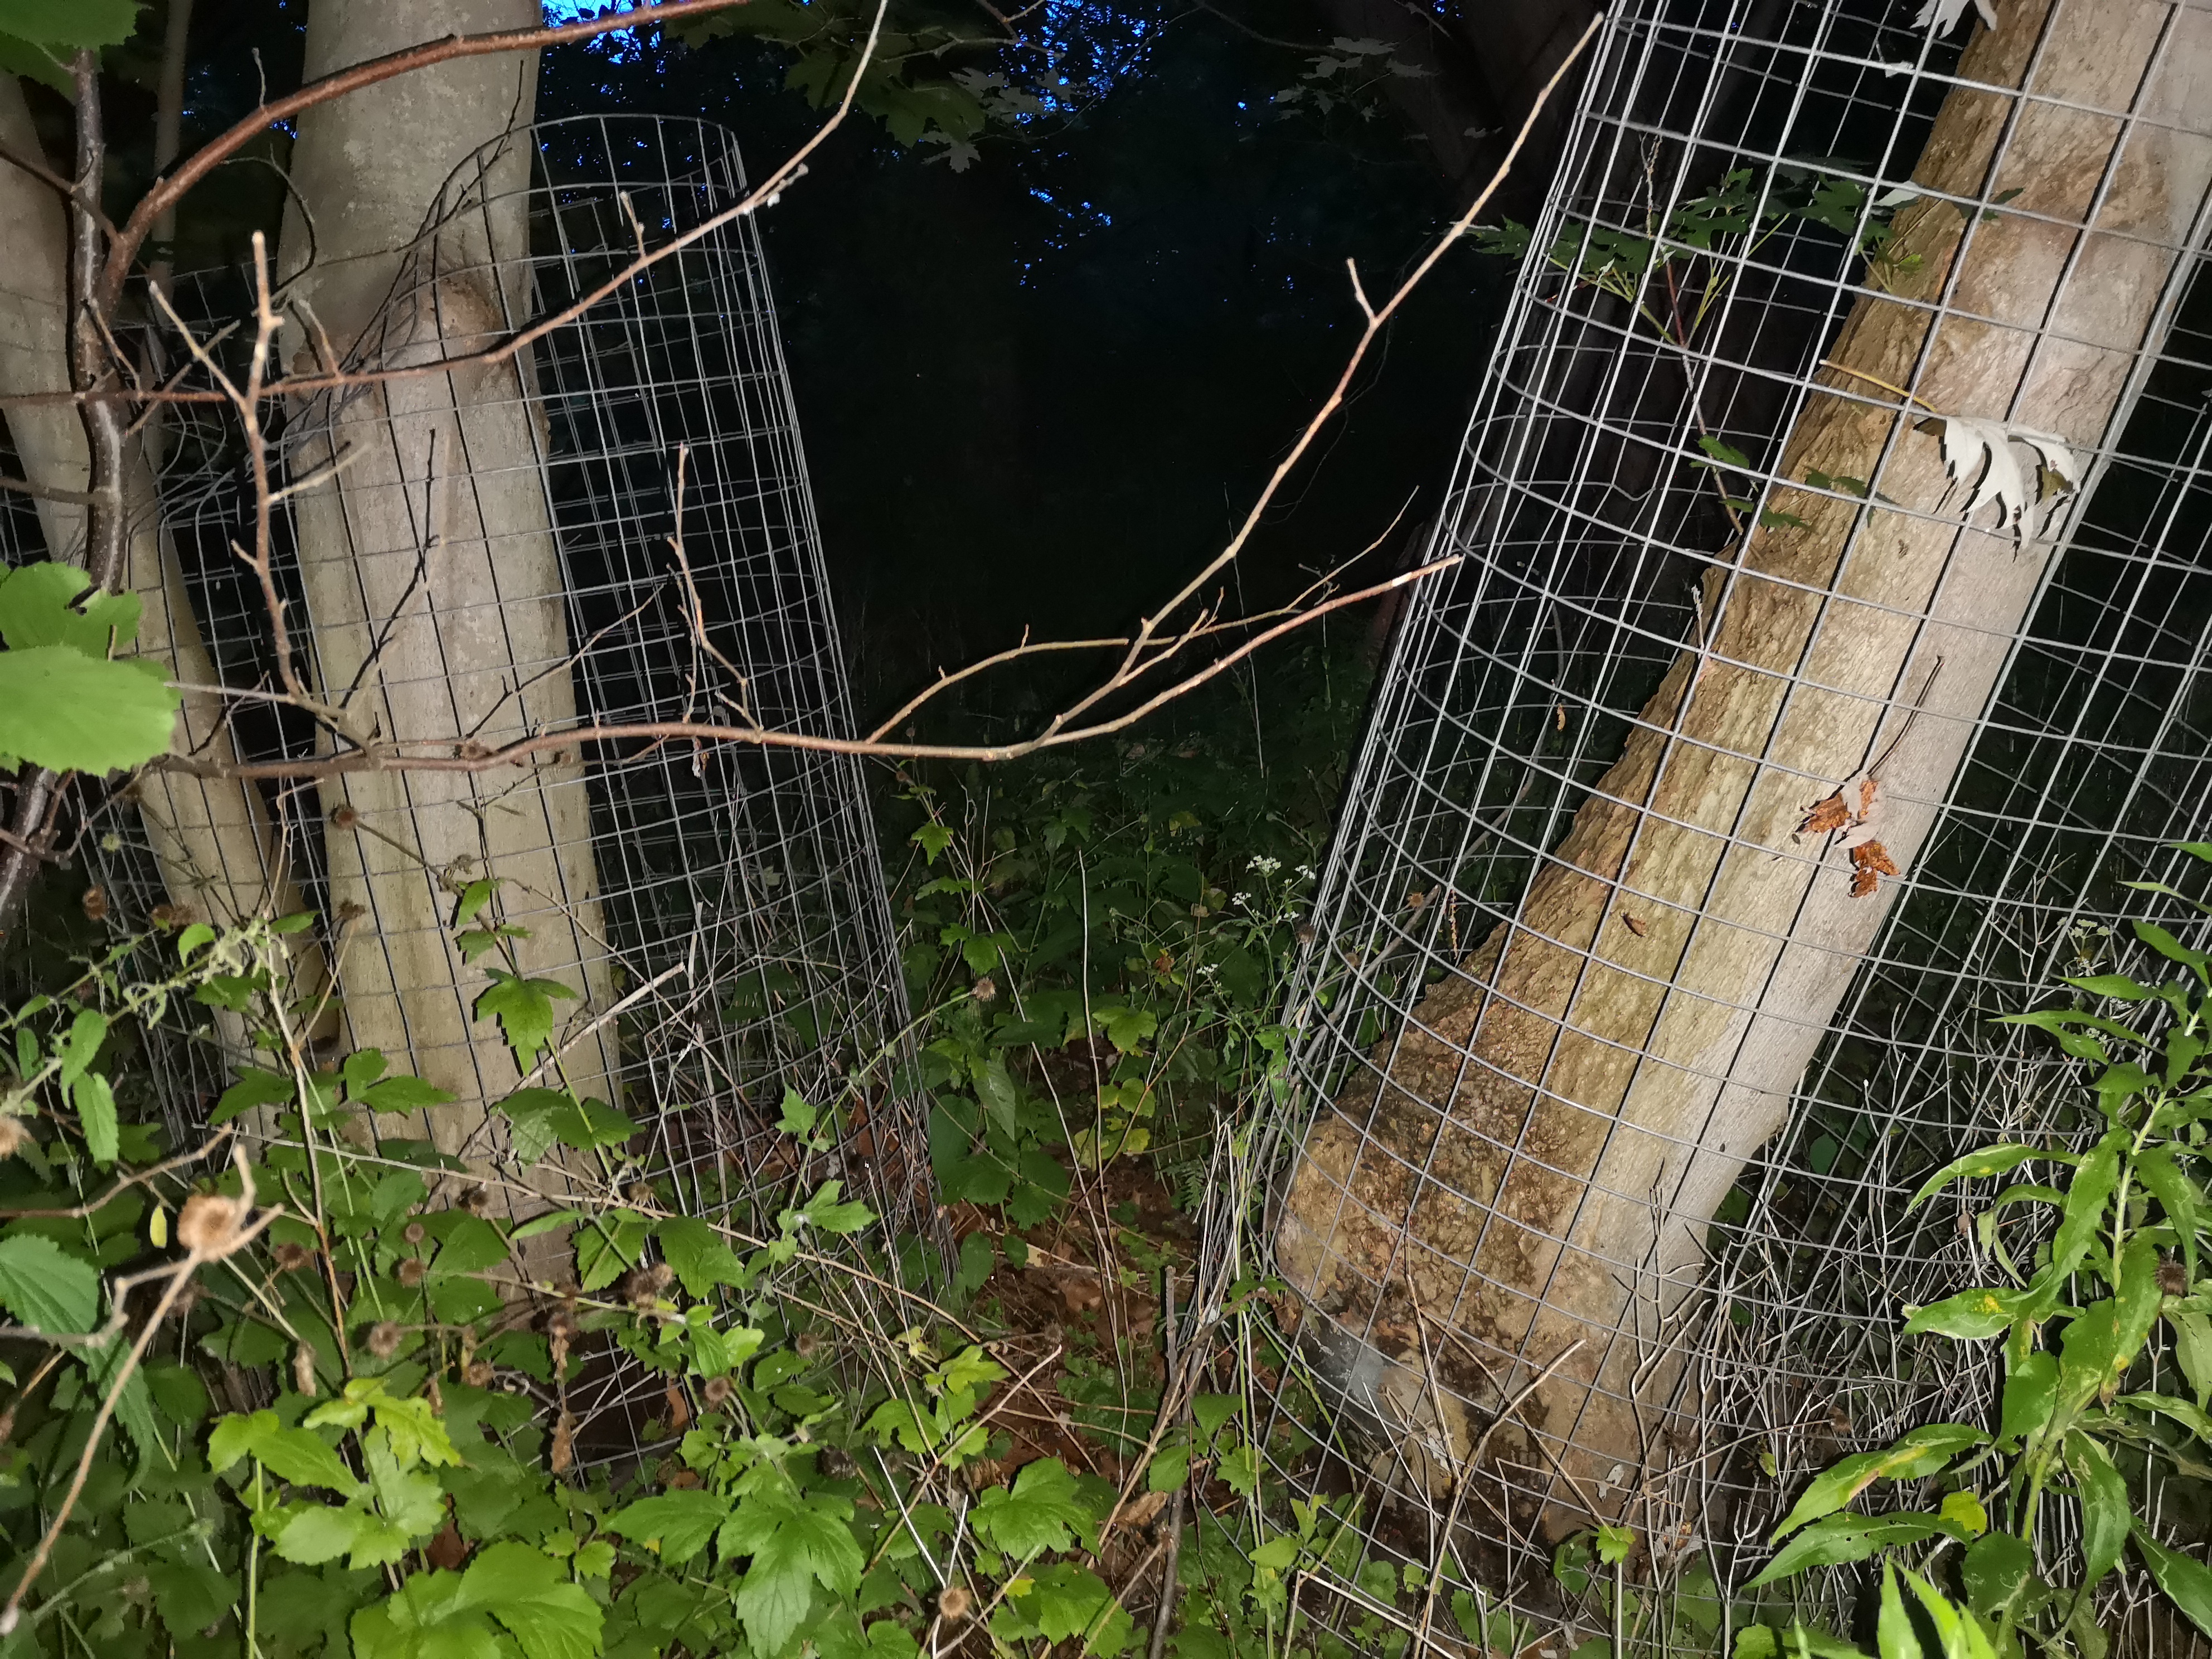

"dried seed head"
[2159,1256,2190,1298]
[336,900,367,924]
[463,1358,495,1388]
[622,1263,675,1307]
[396,1257,427,1288]
[402,1221,426,1246]
[330,805,359,831]
[292,1342,318,1396]
[176,1192,246,1257]
[0,1118,27,1161]
[625,1181,654,1208]
[701,1375,734,1410]
[461,1185,493,1216]
[273,1240,314,1273]
[938,1585,972,1624]
[149,903,196,929]
[80,886,108,922]
[793,1330,821,1360]
[971,976,997,1004]
[363,1322,403,1360]
[549,1410,576,1475]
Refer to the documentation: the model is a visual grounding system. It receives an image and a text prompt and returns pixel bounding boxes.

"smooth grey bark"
[275,0,617,1152]
[1278,0,2212,1532]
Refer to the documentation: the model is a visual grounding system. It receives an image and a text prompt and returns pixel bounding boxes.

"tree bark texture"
[0,75,319,959]
[279,0,614,1148]
[1276,0,2212,1533]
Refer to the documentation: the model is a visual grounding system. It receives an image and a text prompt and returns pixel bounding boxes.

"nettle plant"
[1743,846,2212,1659]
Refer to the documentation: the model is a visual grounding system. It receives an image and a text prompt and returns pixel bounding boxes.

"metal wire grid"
[1243,0,2212,1639]
[98,114,931,1248]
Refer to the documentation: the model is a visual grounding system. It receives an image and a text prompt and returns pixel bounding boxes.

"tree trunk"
[0,74,319,964]
[1277,0,2212,1534]
[278,0,614,1150]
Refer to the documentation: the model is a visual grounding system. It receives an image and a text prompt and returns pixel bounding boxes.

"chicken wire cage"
[1241,0,2212,1646]
[81,113,933,1254]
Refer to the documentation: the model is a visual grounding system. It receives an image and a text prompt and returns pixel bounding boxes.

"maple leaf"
[1799,790,1852,836]
[1848,840,1901,898]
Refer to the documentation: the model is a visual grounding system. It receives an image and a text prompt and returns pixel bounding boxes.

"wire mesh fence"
[67,114,931,1249]
[1244,0,2212,1646]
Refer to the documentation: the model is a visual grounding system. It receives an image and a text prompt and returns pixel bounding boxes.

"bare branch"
[157,559,1460,780]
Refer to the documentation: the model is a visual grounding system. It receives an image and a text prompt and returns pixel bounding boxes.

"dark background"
[57,0,1591,732]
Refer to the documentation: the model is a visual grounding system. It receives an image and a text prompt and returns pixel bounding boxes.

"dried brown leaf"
[1621,914,1648,938]
[1799,790,1852,836]
[1852,840,1899,877]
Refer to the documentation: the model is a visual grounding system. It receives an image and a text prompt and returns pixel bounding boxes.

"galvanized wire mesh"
[80,114,930,1245]
[1246,0,2212,1645]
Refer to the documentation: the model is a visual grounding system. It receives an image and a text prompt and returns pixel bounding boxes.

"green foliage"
[0,0,145,91]
[0,564,180,776]
[1747,845,2212,1657]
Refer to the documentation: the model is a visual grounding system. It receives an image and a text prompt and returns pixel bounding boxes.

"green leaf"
[2137,1529,2212,1639]
[1186,1395,1240,1447]
[458,1540,605,1659]
[0,1233,100,1332]
[356,1075,454,1117]
[2000,1351,2057,1444]
[656,1216,746,1299]
[1697,434,1752,469]
[972,1457,1093,1557]
[2136,1147,2203,1284]
[1878,1563,1919,1659]
[2058,1300,2122,1412]
[607,1490,731,1564]
[911,823,953,864]
[210,1410,362,1494]
[2061,973,2154,1001]
[575,1210,649,1293]
[56,1006,106,1085]
[0,0,147,49]
[1749,1514,1966,1588]
[1904,1286,2031,1340]
[776,1088,817,1139]
[1903,1568,1996,1659]
[453,878,505,928]
[2169,1310,2212,1409]
[789,1181,873,1236]
[1771,1424,1986,1540]
[70,1070,117,1163]
[270,1504,371,1568]
[2042,1133,2123,1284]
[212,1065,295,1126]
[719,1490,865,1658]
[0,644,180,773]
[2063,1431,2128,1588]
[1959,1534,2038,1622]
[1217,1437,1259,1497]
[976,1054,1018,1137]
[473,970,576,1066]
[2116,1392,2212,1444]
[1907,1144,2057,1210]
[2135,920,2210,984]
